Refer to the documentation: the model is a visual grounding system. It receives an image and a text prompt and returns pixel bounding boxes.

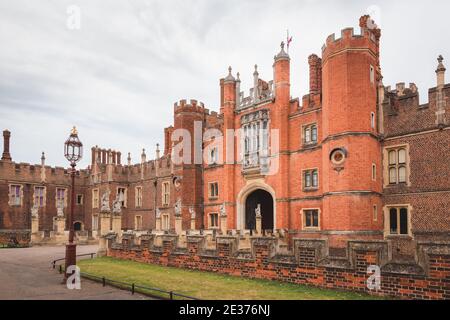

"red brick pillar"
[2,130,12,161]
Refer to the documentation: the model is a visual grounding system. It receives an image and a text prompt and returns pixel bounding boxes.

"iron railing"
[52,254,198,300]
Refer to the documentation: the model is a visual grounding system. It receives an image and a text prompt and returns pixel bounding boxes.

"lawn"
[77,257,385,300]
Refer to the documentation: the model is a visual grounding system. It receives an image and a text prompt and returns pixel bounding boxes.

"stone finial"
[436,55,446,87]
[141,148,146,163]
[275,41,290,61]
[254,64,259,76]
[224,66,235,82]
[127,152,131,166]
[236,72,240,82]
[41,152,45,165]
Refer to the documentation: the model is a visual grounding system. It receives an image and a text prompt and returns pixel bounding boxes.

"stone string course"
[107,234,450,300]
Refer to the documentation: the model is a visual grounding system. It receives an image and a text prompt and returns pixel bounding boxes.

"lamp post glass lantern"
[64,126,83,281]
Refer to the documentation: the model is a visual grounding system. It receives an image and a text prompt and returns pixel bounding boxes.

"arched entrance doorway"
[245,189,274,231]
[74,222,83,231]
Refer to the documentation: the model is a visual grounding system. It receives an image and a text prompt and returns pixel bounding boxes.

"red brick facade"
[1,15,449,258]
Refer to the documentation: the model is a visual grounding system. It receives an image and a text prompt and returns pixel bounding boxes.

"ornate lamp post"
[64,126,83,281]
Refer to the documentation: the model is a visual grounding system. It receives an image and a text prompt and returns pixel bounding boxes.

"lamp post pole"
[63,126,83,283]
[64,163,77,280]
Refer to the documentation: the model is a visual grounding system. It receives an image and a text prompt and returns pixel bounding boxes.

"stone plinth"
[220,215,227,235]
[175,215,182,235]
[99,212,111,236]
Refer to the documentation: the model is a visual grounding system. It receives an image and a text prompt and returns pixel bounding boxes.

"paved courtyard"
[0,245,151,300]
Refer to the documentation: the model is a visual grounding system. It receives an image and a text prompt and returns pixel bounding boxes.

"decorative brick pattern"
[108,235,450,300]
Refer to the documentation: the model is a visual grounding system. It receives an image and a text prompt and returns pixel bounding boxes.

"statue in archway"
[255,204,262,218]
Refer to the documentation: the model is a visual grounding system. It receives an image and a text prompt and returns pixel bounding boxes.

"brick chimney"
[308,54,322,95]
[2,130,12,161]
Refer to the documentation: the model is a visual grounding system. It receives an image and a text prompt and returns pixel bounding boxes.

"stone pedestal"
[98,237,108,257]
[190,218,196,230]
[175,215,182,235]
[256,215,262,235]
[31,216,39,234]
[155,216,161,231]
[220,215,228,235]
[112,215,122,235]
[53,216,66,234]
[99,212,111,236]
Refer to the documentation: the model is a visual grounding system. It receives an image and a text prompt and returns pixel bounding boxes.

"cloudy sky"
[0,0,448,168]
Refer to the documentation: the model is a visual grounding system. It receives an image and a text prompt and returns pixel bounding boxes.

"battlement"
[385,82,419,97]
[173,99,220,118]
[321,16,380,60]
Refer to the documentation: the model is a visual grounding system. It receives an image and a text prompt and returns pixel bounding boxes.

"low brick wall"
[0,229,31,247]
[107,235,450,300]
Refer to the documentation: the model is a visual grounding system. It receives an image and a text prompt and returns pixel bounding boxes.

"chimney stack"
[308,54,322,95]
[2,130,12,161]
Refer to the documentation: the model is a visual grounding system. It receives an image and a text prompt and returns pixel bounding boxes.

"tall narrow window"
[34,186,45,207]
[76,194,84,205]
[135,187,143,207]
[303,169,319,190]
[56,188,66,208]
[209,182,219,199]
[162,214,170,230]
[92,215,99,231]
[9,185,22,206]
[372,164,377,181]
[135,215,143,231]
[92,189,99,209]
[303,209,319,229]
[209,213,219,229]
[162,182,170,206]
[387,147,408,185]
[371,112,376,129]
[303,124,318,145]
[388,207,409,236]
[373,205,378,221]
[117,188,127,207]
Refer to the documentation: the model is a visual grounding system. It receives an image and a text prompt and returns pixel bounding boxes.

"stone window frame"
[92,214,99,231]
[302,168,319,191]
[92,188,99,209]
[208,147,219,165]
[161,213,170,231]
[76,194,84,205]
[116,186,128,208]
[302,122,318,146]
[134,215,143,231]
[383,144,411,187]
[135,186,143,208]
[208,182,219,200]
[370,65,375,84]
[33,186,46,208]
[208,212,219,229]
[55,187,68,208]
[371,112,376,129]
[162,181,170,206]
[8,184,23,207]
[383,204,413,238]
[301,208,321,231]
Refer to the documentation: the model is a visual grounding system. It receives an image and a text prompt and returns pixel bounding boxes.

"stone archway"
[245,189,274,231]
[237,182,276,231]
[73,221,83,231]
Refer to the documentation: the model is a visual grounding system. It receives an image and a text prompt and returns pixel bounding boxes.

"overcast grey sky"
[0,0,448,168]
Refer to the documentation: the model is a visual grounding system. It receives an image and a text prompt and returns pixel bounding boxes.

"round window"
[330,149,346,165]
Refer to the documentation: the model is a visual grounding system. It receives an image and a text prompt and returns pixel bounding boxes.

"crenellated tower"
[320,15,383,245]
